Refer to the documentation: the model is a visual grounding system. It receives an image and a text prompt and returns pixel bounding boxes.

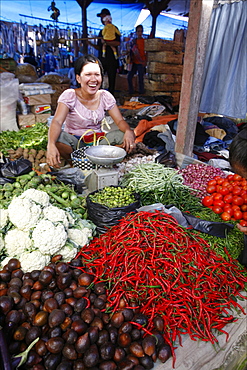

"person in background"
[46,54,135,168]
[24,48,38,68]
[88,8,120,96]
[68,61,77,88]
[44,48,58,74]
[229,127,247,234]
[127,24,146,95]
[102,15,121,59]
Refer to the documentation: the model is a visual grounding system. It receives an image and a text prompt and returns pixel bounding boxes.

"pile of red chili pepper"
[78,211,247,365]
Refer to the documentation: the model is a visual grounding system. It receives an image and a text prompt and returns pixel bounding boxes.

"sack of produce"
[86,186,141,234]
[0,72,19,132]
[37,73,70,84]
[15,63,38,83]
[0,158,32,178]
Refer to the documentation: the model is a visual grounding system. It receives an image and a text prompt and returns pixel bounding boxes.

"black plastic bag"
[155,151,177,168]
[182,213,234,238]
[0,177,15,185]
[0,158,32,178]
[238,235,247,267]
[86,187,141,234]
[50,167,86,193]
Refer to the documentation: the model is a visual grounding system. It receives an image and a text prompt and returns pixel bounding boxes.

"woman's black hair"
[229,128,247,170]
[135,24,143,32]
[74,54,104,79]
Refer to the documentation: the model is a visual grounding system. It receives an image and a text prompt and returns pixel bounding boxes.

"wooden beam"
[175,0,214,156]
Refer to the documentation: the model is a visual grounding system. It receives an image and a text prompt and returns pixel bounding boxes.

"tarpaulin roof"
[0,0,188,39]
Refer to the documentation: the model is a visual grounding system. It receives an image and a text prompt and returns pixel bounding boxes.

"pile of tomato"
[202,173,247,226]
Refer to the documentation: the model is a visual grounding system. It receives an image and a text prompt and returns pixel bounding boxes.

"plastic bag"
[50,168,85,193]
[86,187,141,234]
[155,151,177,168]
[0,72,19,132]
[0,158,32,178]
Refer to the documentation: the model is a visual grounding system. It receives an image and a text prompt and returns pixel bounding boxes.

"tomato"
[212,206,223,214]
[202,196,214,207]
[232,186,242,195]
[242,194,247,204]
[223,194,233,203]
[221,212,231,221]
[206,185,216,194]
[213,193,223,200]
[224,207,233,216]
[239,220,247,227]
[241,204,247,212]
[227,174,234,181]
[213,200,225,208]
[222,181,230,188]
[216,178,225,185]
[242,212,247,221]
[232,196,244,206]
[214,176,222,181]
[233,210,243,220]
[231,181,240,187]
[207,179,217,186]
[232,205,241,212]
[219,187,229,196]
[233,174,243,181]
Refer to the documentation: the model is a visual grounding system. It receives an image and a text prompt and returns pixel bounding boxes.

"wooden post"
[175,0,214,156]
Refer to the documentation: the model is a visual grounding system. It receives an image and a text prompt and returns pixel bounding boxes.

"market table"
[153,298,247,370]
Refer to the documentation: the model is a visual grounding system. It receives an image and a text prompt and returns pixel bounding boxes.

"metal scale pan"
[84,145,126,167]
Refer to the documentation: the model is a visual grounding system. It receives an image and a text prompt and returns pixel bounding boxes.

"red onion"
[178,163,226,199]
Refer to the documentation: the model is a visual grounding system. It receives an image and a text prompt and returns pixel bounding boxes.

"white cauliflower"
[8,197,42,231]
[67,228,91,247]
[1,256,12,270]
[32,219,67,255]
[0,208,9,229]
[19,251,50,273]
[4,229,32,257]
[43,205,69,229]
[19,189,50,207]
[59,243,78,263]
[65,210,76,226]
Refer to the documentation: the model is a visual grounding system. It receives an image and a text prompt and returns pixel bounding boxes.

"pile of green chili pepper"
[78,211,247,366]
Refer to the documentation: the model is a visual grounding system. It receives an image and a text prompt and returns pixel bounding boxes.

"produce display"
[178,163,226,199]
[202,173,247,224]
[0,172,87,218]
[121,162,203,213]
[0,257,170,369]
[89,187,136,208]
[0,123,48,155]
[0,188,94,272]
[78,211,247,366]
[0,124,247,370]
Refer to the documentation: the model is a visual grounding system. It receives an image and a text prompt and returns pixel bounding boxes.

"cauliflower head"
[0,256,12,270]
[19,251,50,273]
[5,229,32,258]
[8,197,42,231]
[20,189,50,207]
[67,228,91,247]
[0,208,9,229]
[59,243,78,263]
[0,234,5,253]
[43,205,69,229]
[32,219,67,255]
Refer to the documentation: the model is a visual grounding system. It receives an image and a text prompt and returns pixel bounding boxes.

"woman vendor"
[229,127,247,235]
[46,54,135,168]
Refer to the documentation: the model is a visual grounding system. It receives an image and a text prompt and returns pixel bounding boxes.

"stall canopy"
[0,0,189,39]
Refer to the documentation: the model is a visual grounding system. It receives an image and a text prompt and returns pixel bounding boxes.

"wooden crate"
[50,83,70,114]
[147,73,182,84]
[144,79,181,92]
[145,38,183,52]
[147,50,183,64]
[147,62,183,75]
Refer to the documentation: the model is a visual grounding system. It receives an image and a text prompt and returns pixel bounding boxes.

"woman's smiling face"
[76,62,102,94]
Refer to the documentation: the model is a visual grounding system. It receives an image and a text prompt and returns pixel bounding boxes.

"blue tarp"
[0,0,188,39]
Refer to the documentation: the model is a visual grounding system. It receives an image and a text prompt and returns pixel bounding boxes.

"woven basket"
[144,38,183,52]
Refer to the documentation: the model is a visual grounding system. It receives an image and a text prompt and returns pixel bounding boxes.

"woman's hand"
[46,143,61,168]
[237,223,247,235]
[122,129,136,153]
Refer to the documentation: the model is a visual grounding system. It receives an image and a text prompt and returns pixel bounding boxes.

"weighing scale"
[83,145,126,192]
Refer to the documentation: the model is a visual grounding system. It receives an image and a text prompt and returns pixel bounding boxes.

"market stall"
[0,101,247,369]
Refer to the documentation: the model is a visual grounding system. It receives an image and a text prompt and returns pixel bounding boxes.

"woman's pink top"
[58,89,116,136]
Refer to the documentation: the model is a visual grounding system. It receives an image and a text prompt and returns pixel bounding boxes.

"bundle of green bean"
[120,163,203,212]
